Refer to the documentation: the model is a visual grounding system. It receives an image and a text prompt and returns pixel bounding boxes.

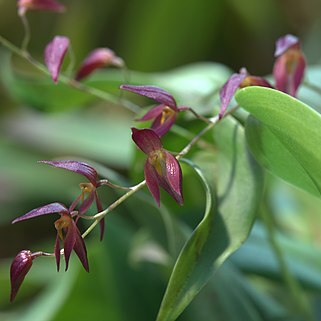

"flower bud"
[10,250,33,302]
[17,0,65,16]
[44,36,70,83]
[75,48,124,81]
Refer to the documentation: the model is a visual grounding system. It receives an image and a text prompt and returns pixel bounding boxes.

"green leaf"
[235,86,321,198]
[157,117,263,321]
[156,159,217,321]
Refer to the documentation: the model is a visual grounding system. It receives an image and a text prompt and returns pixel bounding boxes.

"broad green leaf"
[156,159,217,321]
[157,117,263,321]
[235,86,321,198]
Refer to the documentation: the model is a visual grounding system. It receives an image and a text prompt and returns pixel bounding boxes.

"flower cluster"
[10,160,109,301]
[9,0,308,305]
[219,34,306,118]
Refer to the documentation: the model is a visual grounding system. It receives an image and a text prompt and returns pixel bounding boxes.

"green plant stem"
[82,180,146,238]
[20,15,31,53]
[81,107,239,239]
[261,208,314,321]
[0,34,140,113]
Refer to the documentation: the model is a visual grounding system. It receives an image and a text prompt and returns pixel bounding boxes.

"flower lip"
[120,85,177,109]
[274,34,299,57]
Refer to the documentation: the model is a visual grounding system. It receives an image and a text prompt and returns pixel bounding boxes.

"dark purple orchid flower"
[218,35,305,118]
[273,34,306,97]
[121,85,186,137]
[44,35,69,83]
[219,72,247,119]
[75,48,124,81]
[12,203,89,272]
[132,128,183,206]
[10,250,33,302]
[17,0,65,16]
[39,160,106,240]
[219,68,273,119]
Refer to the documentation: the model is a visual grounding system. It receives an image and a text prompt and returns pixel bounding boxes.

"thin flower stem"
[81,180,146,238]
[177,116,218,159]
[98,179,133,190]
[81,106,240,239]
[184,107,213,124]
[20,15,31,53]
[0,35,140,113]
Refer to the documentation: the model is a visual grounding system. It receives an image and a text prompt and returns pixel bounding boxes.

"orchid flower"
[44,35,70,83]
[218,34,305,118]
[75,48,124,81]
[12,203,89,273]
[218,68,273,119]
[121,85,188,137]
[10,250,33,302]
[17,0,65,16]
[273,34,306,97]
[39,160,107,240]
[132,128,183,206]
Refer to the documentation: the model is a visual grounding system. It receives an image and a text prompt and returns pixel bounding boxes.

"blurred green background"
[1,0,321,320]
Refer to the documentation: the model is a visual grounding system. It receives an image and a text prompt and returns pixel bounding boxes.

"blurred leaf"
[1,110,132,168]
[1,259,78,321]
[236,86,321,198]
[298,65,321,113]
[231,223,321,292]
[181,261,291,321]
[0,51,229,113]
[157,117,263,321]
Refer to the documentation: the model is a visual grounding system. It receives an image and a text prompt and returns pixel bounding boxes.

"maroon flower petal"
[144,161,161,207]
[17,0,65,16]
[132,128,163,154]
[39,160,98,185]
[44,36,69,83]
[54,234,61,271]
[120,85,177,109]
[151,111,177,137]
[63,218,77,271]
[156,151,183,205]
[75,48,123,81]
[10,250,33,302]
[273,50,306,97]
[12,202,68,224]
[73,225,89,272]
[274,34,299,57]
[219,72,247,119]
[137,104,165,121]
[78,190,95,215]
